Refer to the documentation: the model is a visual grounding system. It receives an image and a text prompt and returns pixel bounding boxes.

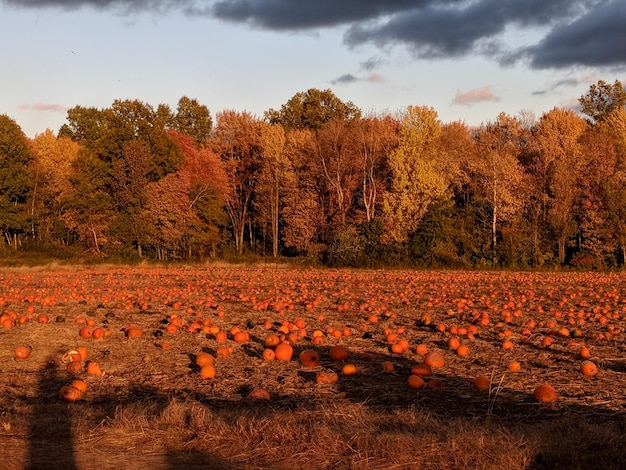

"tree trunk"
[271,180,279,258]
[90,224,100,253]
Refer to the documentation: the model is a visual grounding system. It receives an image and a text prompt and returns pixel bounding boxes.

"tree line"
[1,81,626,268]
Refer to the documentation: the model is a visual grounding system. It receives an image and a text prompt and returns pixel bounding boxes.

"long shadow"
[26,354,77,470]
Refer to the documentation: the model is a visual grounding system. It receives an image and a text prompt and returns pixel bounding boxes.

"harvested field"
[2,265,626,469]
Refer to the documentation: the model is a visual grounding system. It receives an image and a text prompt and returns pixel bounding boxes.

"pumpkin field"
[2,265,626,469]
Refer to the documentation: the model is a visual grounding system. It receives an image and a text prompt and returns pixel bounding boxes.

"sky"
[1,0,625,138]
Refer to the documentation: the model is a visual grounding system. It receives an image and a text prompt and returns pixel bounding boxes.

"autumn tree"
[169,130,229,257]
[0,115,32,249]
[382,106,448,244]
[599,108,626,263]
[352,114,398,222]
[313,117,362,226]
[30,130,81,245]
[531,108,588,264]
[579,79,626,123]
[211,110,262,255]
[470,113,527,266]
[256,122,293,257]
[281,128,322,256]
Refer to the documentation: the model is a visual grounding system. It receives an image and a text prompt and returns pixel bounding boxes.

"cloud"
[331,73,359,85]
[330,72,385,85]
[531,78,584,96]
[19,103,69,112]
[452,87,500,106]
[527,0,626,69]
[4,0,626,70]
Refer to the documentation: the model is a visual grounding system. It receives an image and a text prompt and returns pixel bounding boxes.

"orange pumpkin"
[66,361,83,374]
[262,348,276,361]
[407,375,425,389]
[264,333,281,348]
[299,349,320,367]
[195,352,215,367]
[248,388,271,400]
[79,327,93,339]
[533,383,557,403]
[70,379,88,394]
[59,385,83,402]
[473,375,490,391]
[316,370,339,384]
[199,365,216,379]
[423,351,445,369]
[85,361,103,376]
[275,343,293,361]
[329,345,348,361]
[580,360,598,377]
[14,345,32,360]
[342,363,357,376]
[411,364,432,377]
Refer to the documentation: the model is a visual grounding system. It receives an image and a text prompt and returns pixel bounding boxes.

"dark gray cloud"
[527,0,626,69]
[3,0,625,70]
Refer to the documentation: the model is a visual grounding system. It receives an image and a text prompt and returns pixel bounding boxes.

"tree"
[172,96,213,146]
[313,117,361,226]
[531,108,587,264]
[352,114,398,222]
[382,106,448,244]
[169,130,229,257]
[0,115,33,249]
[30,130,81,245]
[281,129,322,256]
[211,110,263,255]
[257,122,292,257]
[265,88,361,130]
[471,113,527,266]
[579,79,626,123]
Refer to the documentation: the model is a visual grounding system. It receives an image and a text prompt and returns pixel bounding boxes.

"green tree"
[172,96,213,146]
[382,106,448,244]
[265,88,361,130]
[579,79,626,123]
[0,115,33,249]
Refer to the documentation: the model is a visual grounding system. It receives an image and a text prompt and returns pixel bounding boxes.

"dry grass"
[1,266,626,469]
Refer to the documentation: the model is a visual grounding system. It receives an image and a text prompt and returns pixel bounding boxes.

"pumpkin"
[411,364,432,377]
[299,349,320,367]
[533,383,557,403]
[85,361,103,376]
[275,343,293,361]
[195,352,215,367]
[14,345,32,360]
[316,370,339,384]
[342,363,357,376]
[473,375,490,391]
[199,365,216,379]
[329,345,348,361]
[248,388,271,400]
[580,360,598,377]
[407,375,425,389]
[59,385,83,402]
[423,351,445,369]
